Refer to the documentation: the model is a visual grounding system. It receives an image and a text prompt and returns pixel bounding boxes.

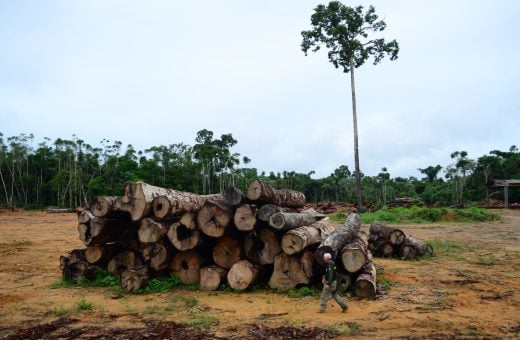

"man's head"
[323,253,332,263]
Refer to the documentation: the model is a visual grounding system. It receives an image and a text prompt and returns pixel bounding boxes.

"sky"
[1,0,519,179]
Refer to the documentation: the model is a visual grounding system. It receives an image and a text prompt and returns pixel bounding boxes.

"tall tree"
[301,1,399,210]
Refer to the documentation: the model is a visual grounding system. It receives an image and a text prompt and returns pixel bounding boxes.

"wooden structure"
[487,180,520,208]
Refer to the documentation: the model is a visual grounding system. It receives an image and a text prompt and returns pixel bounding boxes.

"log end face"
[269,213,285,230]
[246,180,262,201]
[152,196,171,219]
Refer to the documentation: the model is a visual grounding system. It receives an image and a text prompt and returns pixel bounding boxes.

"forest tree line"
[0,130,519,210]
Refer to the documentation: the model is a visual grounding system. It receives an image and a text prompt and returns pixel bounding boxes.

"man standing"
[319,253,348,313]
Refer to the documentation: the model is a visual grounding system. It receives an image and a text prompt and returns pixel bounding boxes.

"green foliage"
[51,268,120,289]
[74,298,94,312]
[134,274,182,294]
[287,286,318,298]
[361,206,499,224]
[427,240,466,257]
[327,322,363,336]
[184,307,219,330]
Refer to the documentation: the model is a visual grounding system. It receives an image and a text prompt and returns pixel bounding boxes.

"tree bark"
[350,57,363,211]
[244,227,282,265]
[257,204,294,222]
[167,213,200,251]
[196,200,233,237]
[85,244,120,265]
[341,231,370,273]
[223,186,246,206]
[355,261,377,299]
[141,242,174,271]
[89,196,127,218]
[78,210,94,224]
[269,208,324,230]
[121,265,151,293]
[336,272,352,293]
[113,181,179,221]
[268,249,313,289]
[107,250,143,276]
[281,218,337,255]
[199,265,228,291]
[152,192,222,219]
[233,204,258,231]
[212,235,242,269]
[246,180,305,207]
[369,221,406,246]
[399,236,433,260]
[60,249,98,281]
[138,218,173,243]
[170,249,201,284]
[314,213,361,265]
[227,260,260,290]
[77,215,131,246]
[370,237,395,257]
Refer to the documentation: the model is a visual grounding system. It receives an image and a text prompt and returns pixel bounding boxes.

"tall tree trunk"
[350,58,363,211]
[246,180,305,207]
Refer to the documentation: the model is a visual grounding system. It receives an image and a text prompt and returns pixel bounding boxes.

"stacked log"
[368,221,433,260]
[60,180,379,298]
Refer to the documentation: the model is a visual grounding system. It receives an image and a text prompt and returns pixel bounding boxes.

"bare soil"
[0,209,519,339]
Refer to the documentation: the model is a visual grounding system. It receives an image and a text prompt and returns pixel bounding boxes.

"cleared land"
[0,209,519,338]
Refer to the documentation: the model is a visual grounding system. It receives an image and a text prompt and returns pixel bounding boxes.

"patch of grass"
[168,295,199,309]
[52,306,71,316]
[361,206,500,224]
[326,322,363,336]
[51,268,120,289]
[377,278,393,290]
[427,240,466,257]
[134,274,182,294]
[143,304,163,314]
[74,298,94,312]
[184,307,219,330]
[475,254,496,266]
[287,286,318,298]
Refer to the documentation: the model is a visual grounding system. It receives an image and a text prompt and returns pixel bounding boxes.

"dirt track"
[0,209,519,338]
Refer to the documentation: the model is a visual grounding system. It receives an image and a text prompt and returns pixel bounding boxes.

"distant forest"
[0,130,519,209]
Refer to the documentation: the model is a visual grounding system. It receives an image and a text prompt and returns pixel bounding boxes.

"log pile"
[368,221,433,260]
[60,180,378,298]
[387,197,424,208]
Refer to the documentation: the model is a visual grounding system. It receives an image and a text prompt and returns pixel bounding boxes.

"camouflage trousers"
[319,281,347,311]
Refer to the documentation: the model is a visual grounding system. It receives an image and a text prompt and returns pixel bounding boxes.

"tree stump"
[170,249,201,284]
[121,266,151,293]
[196,200,233,237]
[244,227,282,265]
[167,213,200,251]
[233,204,258,231]
[212,235,242,269]
[246,180,305,207]
[199,265,228,291]
[227,260,260,290]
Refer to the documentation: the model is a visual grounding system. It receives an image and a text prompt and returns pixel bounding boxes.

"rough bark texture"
[107,251,143,276]
[85,244,120,265]
[138,218,171,243]
[78,216,131,246]
[269,208,324,230]
[341,231,370,273]
[257,204,294,222]
[90,196,122,218]
[314,213,361,265]
[399,235,433,260]
[227,260,260,291]
[246,180,305,207]
[60,249,98,281]
[196,200,233,237]
[121,266,151,293]
[199,265,228,291]
[212,235,242,269]
[268,250,313,289]
[336,272,352,293]
[244,227,282,265]
[152,192,222,219]
[141,242,174,271]
[369,222,406,246]
[281,218,337,255]
[355,261,377,299]
[223,187,246,206]
[113,182,179,221]
[170,249,201,284]
[167,213,200,251]
[233,204,258,231]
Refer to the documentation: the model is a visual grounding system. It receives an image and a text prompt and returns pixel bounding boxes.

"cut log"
[269,208,324,230]
[227,260,260,290]
[212,235,242,269]
[233,204,258,231]
[246,180,305,207]
[199,265,228,291]
[167,213,200,251]
[78,217,131,246]
[370,237,395,257]
[336,272,352,293]
[107,251,143,276]
[257,204,294,222]
[196,200,233,237]
[89,196,126,218]
[85,244,120,265]
[113,181,179,221]
[60,254,98,281]
[121,266,151,293]
[341,231,370,273]
[355,261,377,299]
[314,213,361,265]
[78,210,94,224]
[244,227,282,265]
[141,242,174,271]
[268,250,313,289]
[223,187,246,206]
[170,249,201,284]
[399,236,433,260]
[138,218,172,243]
[281,218,337,255]
[152,191,222,219]
[369,222,406,246]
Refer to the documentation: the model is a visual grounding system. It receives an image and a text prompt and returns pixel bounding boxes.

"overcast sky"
[1,0,518,179]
